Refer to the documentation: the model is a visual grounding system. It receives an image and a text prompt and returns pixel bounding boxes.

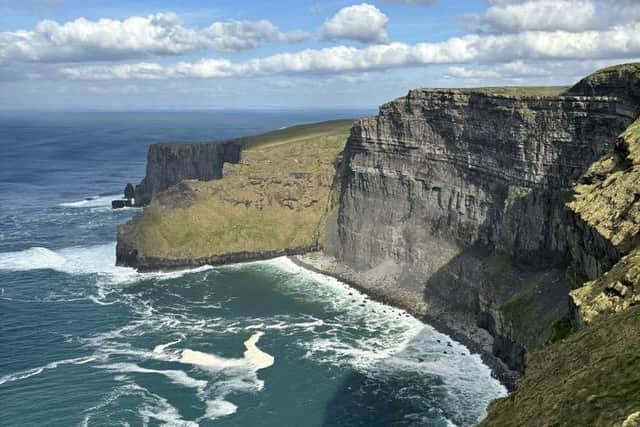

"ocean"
[0,111,506,426]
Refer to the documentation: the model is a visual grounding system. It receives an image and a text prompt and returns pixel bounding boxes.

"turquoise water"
[0,112,506,426]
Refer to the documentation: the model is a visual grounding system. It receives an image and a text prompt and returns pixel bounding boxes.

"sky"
[0,0,639,110]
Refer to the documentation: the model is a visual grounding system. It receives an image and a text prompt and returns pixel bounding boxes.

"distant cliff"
[133,141,241,206]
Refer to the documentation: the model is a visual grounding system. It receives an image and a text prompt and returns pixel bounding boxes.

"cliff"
[116,120,352,270]
[133,141,241,206]
[482,117,640,426]
[115,63,640,423]
[311,79,636,377]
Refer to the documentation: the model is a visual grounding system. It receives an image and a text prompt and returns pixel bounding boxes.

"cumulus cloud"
[59,21,640,80]
[468,0,596,33]
[446,61,552,80]
[0,13,309,63]
[322,3,389,43]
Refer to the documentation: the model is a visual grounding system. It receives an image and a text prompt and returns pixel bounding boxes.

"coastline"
[120,248,518,391]
[289,252,519,391]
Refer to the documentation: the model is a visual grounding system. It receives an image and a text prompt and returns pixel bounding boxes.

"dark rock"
[321,66,640,374]
[124,183,135,200]
[133,141,241,206]
[111,199,132,209]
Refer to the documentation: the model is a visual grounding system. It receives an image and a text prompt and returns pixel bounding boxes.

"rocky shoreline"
[289,252,519,390]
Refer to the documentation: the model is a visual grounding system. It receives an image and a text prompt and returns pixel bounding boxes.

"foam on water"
[0,356,97,386]
[58,195,121,208]
[3,242,504,424]
[246,257,508,422]
[99,363,208,390]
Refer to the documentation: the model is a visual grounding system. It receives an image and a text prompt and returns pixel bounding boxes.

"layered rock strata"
[133,141,241,206]
[315,75,638,376]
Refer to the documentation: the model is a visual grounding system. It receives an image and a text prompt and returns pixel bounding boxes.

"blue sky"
[0,0,638,110]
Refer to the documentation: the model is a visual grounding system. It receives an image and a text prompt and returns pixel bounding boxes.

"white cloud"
[469,0,596,33]
[446,61,552,80]
[0,13,309,63]
[322,3,389,43]
[205,20,308,52]
[58,21,640,81]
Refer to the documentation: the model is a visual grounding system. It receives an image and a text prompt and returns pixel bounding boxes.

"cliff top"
[142,119,354,150]
[388,63,640,111]
[407,86,568,99]
[118,119,351,265]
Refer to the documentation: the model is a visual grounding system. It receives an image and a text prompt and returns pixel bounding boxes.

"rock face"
[566,63,640,116]
[322,81,638,373]
[133,141,241,206]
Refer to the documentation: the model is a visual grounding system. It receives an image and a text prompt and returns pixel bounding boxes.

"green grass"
[410,86,569,97]
[126,120,353,260]
[234,119,354,149]
[482,305,640,427]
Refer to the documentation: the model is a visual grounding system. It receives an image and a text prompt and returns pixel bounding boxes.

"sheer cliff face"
[324,89,636,370]
[328,90,632,270]
[134,142,240,206]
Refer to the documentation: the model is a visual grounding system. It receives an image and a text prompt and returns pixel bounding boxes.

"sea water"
[0,111,506,426]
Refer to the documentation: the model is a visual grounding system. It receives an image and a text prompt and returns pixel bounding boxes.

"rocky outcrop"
[566,63,640,116]
[320,72,639,374]
[133,141,241,206]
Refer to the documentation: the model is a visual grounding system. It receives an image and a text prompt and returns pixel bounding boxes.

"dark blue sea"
[0,111,506,426]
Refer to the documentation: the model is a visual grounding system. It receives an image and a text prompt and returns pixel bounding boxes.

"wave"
[0,356,97,386]
[99,363,207,390]
[0,243,213,285]
[81,382,199,427]
[58,194,121,209]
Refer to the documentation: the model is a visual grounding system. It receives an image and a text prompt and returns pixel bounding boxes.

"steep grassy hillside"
[481,305,640,427]
[118,120,352,263]
[569,118,640,324]
[483,119,640,427]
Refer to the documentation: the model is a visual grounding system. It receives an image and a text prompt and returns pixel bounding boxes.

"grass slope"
[482,305,640,427]
[127,120,353,260]
[484,119,640,427]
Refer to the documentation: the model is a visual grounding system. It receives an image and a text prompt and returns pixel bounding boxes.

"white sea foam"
[243,331,274,369]
[153,339,182,354]
[248,257,507,421]
[99,363,207,390]
[175,332,274,372]
[83,382,197,427]
[58,194,121,208]
[0,242,214,290]
[204,399,238,419]
[0,356,98,386]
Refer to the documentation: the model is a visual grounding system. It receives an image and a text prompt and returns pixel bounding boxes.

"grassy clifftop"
[121,120,352,262]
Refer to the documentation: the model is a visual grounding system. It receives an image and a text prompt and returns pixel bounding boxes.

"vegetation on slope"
[481,304,640,427]
[124,120,352,260]
[569,118,640,324]
[484,117,640,427]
